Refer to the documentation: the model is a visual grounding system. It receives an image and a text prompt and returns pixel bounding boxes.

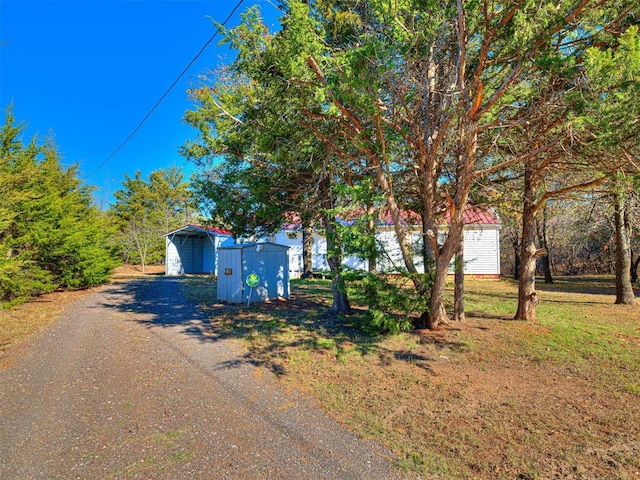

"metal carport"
[165,224,232,275]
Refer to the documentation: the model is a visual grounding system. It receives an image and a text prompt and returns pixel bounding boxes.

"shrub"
[344,269,432,334]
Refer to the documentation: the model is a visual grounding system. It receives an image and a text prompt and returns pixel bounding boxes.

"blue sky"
[1,0,281,208]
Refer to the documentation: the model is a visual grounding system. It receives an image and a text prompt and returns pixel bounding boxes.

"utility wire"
[84,0,246,178]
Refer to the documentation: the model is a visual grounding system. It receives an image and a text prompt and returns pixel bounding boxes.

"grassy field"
[183,275,640,480]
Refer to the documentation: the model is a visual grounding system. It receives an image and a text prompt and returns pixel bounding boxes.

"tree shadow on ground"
[206,282,473,377]
[98,277,214,338]
[533,275,639,305]
[531,275,622,296]
[464,310,514,321]
[464,276,630,308]
[98,276,464,377]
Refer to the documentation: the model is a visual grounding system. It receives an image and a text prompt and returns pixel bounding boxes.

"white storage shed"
[165,224,232,276]
[217,242,290,303]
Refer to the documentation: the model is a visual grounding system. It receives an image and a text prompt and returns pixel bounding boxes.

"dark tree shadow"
[98,276,465,376]
[98,277,214,337]
[533,275,620,296]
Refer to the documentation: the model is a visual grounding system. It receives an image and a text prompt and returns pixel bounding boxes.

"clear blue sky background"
[1,0,281,208]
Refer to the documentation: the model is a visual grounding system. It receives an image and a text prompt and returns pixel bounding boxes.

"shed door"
[217,250,243,303]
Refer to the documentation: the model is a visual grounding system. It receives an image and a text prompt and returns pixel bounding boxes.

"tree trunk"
[421,211,434,270]
[515,221,539,320]
[539,251,553,284]
[328,259,351,315]
[614,189,636,305]
[631,250,639,283]
[321,202,351,315]
[515,164,543,321]
[301,224,314,278]
[326,220,351,315]
[425,255,450,329]
[422,218,465,329]
[367,201,377,273]
[453,232,465,322]
[537,207,553,284]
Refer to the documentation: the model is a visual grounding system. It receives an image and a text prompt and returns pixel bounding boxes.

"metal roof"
[165,224,232,237]
[377,206,501,226]
[281,205,501,230]
[460,206,501,225]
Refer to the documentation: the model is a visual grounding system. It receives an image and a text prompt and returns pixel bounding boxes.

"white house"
[270,206,501,279]
[165,224,232,276]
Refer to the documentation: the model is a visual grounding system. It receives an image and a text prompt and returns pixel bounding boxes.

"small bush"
[344,269,432,334]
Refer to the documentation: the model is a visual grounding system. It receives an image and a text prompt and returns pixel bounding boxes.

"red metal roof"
[460,206,501,225]
[166,224,233,236]
[381,206,500,226]
[281,205,500,230]
[189,224,233,235]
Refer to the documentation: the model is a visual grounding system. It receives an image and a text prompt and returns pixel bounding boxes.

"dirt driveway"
[0,277,408,479]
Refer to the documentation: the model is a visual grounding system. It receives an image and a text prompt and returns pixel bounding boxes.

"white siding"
[271,231,304,278]
[375,228,424,273]
[463,226,501,274]
[312,234,328,271]
[165,237,183,275]
[270,224,500,276]
[270,231,372,274]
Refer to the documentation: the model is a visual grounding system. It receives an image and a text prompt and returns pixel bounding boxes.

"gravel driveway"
[0,277,409,479]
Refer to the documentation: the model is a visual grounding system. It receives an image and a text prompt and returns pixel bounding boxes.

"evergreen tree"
[0,107,117,305]
[186,0,638,326]
[584,26,640,305]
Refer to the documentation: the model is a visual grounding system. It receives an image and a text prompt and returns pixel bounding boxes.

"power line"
[84,0,246,178]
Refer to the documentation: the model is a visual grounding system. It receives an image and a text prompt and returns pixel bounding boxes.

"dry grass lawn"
[186,275,640,480]
[2,271,638,479]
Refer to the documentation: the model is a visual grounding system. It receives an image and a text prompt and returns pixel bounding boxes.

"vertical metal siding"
[216,249,243,302]
[201,236,216,274]
[165,236,182,275]
[192,237,204,273]
[181,236,195,274]
[217,243,290,303]
[165,227,231,276]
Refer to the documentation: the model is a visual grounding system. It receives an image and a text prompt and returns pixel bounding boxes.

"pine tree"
[0,107,117,305]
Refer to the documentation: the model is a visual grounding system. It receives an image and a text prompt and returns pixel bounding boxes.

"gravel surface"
[0,277,411,479]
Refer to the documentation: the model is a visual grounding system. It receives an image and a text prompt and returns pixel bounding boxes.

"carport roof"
[165,224,232,237]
